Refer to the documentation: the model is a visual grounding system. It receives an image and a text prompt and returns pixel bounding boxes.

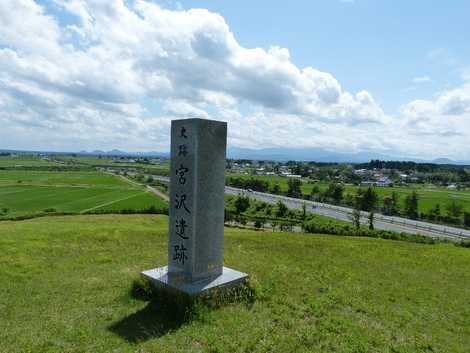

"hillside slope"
[1,215,469,353]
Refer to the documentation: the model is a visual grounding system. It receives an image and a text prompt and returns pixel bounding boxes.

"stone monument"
[142,118,248,295]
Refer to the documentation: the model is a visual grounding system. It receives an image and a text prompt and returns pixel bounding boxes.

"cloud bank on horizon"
[0,0,469,159]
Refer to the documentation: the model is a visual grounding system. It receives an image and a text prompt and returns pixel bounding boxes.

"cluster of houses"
[354,168,395,187]
[229,162,303,178]
[353,168,423,187]
[227,160,466,189]
[111,157,164,165]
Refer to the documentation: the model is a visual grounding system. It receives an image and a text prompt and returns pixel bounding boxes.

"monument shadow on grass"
[109,300,189,343]
[109,281,194,343]
[109,277,257,343]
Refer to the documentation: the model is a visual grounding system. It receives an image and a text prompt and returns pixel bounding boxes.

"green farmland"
[0,154,170,174]
[59,155,170,174]
[0,170,167,218]
[1,214,469,353]
[228,173,470,214]
[0,155,62,167]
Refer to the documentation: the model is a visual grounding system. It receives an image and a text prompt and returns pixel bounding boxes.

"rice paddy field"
[59,156,171,174]
[0,155,62,167]
[0,154,170,174]
[0,170,167,218]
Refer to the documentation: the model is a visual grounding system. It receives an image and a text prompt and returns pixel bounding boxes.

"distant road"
[152,175,470,241]
[112,172,170,202]
[146,185,169,202]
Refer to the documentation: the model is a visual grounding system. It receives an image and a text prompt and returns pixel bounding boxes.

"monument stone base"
[142,266,248,296]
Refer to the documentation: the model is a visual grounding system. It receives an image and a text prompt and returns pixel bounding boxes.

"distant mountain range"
[226,147,470,165]
[79,149,170,158]
[1,147,469,165]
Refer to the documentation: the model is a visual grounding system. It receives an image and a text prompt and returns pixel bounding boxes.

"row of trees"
[422,201,470,226]
[360,159,468,174]
[226,190,470,246]
[231,195,289,219]
[226,177,270,192]
[225,176,305,198]
[226,177,470,228]
[348,188,416,230]
[224,194,442,246]
[349,186,470,228]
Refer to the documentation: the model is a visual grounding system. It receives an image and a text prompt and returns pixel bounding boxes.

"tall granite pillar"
[142,118,248,295]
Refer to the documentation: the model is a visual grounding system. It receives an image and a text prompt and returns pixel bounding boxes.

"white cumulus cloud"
[0,0,467,160]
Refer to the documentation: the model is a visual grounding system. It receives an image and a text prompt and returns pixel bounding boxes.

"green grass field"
[228,173,470,214]
[0,155,61,167]
[0,214,469,353]
[0,171,167,218]
[60,156,171,174]
[343,183,470,213]
[0,170,130,187]
[0,154,170,174]
[92,192,167,212]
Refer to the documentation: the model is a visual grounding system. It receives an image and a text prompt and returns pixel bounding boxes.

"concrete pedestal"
[142,266,248,296]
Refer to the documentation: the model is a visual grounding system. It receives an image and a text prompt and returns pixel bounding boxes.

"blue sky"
[177,0,470,112]
[1,0,469,159]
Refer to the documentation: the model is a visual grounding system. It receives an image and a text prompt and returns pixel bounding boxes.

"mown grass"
[0,171,167,218]
[1,214,469,353]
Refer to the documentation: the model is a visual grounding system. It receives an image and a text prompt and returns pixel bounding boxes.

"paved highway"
[151,175,470,241]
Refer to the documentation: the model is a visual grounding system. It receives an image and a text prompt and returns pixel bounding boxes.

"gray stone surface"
[142,118,248,295]
[142,266,248,295]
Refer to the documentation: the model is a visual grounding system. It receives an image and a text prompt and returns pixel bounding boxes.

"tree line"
[226,176,470,228]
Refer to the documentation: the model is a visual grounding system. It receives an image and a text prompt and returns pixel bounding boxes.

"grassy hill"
[1,215,469,353]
